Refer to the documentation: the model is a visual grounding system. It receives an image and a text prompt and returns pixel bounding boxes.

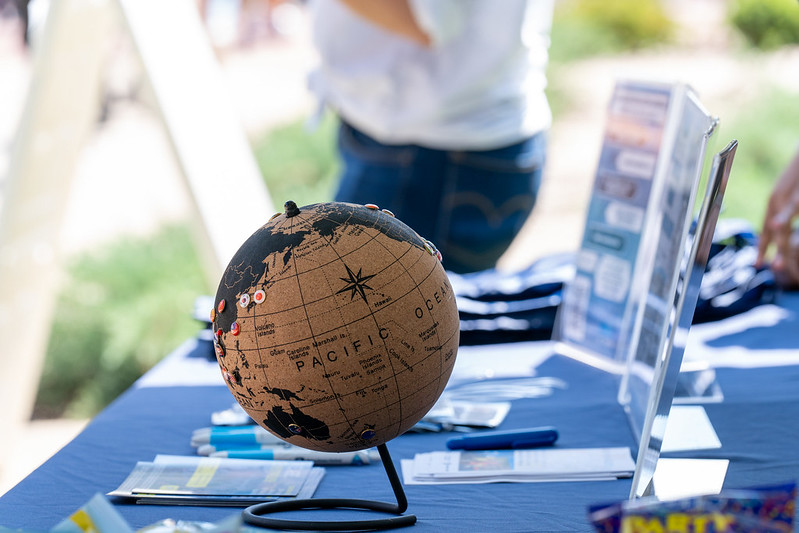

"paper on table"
[108,454,323,506]
[651,458,729,500]
[448,341,554,386]
[661,405,721,453]
[402,447,634,485]
[401,460,621,485]
[421,398,512,429]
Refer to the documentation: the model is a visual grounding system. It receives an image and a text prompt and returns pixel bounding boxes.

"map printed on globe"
[212,202,459,452]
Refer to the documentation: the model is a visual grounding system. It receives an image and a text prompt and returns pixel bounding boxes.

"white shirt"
[307,0,554,150]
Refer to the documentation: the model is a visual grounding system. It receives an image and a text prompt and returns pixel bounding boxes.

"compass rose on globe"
[337,265,376,303]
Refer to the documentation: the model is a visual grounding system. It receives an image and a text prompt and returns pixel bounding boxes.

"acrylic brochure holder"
[626,140,737,499]
[552,79,737,499]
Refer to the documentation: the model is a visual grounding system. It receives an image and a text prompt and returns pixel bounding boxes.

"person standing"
[307,0,554,273]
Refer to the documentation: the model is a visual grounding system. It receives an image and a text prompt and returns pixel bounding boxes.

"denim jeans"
[334,121,547,273]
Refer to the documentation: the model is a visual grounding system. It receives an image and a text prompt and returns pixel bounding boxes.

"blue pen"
[445,426,558,450]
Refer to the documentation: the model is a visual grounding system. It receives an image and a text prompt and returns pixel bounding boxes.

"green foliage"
[35,116,340,420]
[253,113,340,207]
[716,87,799,229]
[729,0,799,49]
[550,16,625,63]
[551,0,674,62]
[35,224,208,418]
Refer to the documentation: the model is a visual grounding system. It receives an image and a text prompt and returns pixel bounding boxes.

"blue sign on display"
[555,80,715,366]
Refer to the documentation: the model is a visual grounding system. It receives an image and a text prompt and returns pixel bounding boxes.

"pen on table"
[191,426,285,447]
[197,443,293,455]
[209,447,381,465]
[446,426,558,451]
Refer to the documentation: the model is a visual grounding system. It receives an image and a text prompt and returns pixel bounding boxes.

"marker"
[445,426,558,451]
[209,448,381,465]
[191,426,285,447]
[197,443,291,456]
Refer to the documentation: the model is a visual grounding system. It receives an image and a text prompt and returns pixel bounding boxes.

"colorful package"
[588,482,797,533]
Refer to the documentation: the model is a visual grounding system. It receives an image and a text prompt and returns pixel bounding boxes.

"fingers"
[773,194,799,262]
[758,149,799,274]
[759,189,799,268]
[772,231,799,289]
[757,195,782,266]
[756,222,772,267]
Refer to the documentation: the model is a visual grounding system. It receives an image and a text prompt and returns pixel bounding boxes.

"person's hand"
[757,149,799,288]
[777,229,799,288]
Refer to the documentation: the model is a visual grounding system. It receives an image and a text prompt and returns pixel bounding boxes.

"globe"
[212,201,459,452]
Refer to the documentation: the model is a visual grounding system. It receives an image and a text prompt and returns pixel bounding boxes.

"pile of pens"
[190,425,381,466]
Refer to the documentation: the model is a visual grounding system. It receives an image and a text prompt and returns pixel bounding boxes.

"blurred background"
[1,0,798,495]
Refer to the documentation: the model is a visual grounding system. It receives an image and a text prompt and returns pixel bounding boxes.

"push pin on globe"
[212,201,459,530]
[284,200,301,217]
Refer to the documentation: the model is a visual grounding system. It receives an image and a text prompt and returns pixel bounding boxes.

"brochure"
[108,454,323,506]
[401,447,634,485]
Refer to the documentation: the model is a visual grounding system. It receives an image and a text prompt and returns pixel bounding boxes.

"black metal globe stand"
[242,443,417,531]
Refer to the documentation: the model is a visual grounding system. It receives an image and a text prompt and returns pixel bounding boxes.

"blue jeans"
[334,121,547,273]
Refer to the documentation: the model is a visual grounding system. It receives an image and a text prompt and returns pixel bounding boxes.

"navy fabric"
[0,355,632,532]
[2,296,799,531]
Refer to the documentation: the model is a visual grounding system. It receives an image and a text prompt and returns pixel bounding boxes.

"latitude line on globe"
[259,213,415,323]
[250,208,315,414]
[306,207,437,439]
[290,207,438,439]
[285,210,368,440]
[316,221,450,438]
[278,208,353,442]
[249,209,301,396]
[307,219,401,439]
[247,207,426,298]
[405,251,450,406]
[241,242,447,358]
[249,208,342,397]
[350,225,442,431]
[322,223,414,432]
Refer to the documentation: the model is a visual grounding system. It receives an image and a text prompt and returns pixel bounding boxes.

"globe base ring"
[242,444,417,531]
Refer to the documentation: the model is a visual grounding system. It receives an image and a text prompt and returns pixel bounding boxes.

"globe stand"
[242,444,417,531]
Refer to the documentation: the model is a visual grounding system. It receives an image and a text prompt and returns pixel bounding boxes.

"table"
[1,293,798,532]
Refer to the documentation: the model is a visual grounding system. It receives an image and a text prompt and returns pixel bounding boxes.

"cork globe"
[212,201,459,452]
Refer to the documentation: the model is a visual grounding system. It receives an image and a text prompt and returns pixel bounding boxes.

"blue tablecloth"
[1,294,798,532]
